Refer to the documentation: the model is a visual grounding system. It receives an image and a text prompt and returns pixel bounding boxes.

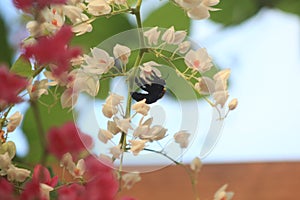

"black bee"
[131,72,166,104]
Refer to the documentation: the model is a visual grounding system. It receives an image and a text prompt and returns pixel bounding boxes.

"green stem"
[30,101,48,165]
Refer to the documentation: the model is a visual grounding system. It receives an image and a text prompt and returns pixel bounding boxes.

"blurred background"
[1,0,300,199]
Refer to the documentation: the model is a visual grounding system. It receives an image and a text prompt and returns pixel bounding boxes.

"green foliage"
[10,56,33,77]
[143,2,191,31]
[275,0,300,16]
[0,15,13,66]
[22,91,74,164]
[210,0,260,26]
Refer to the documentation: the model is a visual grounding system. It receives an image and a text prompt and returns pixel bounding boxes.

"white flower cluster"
[98,92,192,158]
[175,0,221,20]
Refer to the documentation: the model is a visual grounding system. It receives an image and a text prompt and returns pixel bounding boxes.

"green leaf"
[0,15,13,66]
[10,56,33,77]
[143,2,191,31]
[210,0,261,26]
[275,0,300,16]
[72,14,133,53]
[22,90,74,164]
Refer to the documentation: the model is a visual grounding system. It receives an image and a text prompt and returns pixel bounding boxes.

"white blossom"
[98,129,114,143]
[162,26,175,44]
[60,153,74,169]
[122,172,141,189]
[140,61,162,83]
[113,44,131,65]
[40,183,54,200]
[115,117,133,133]
[133,125,150,138]
[178,41,191,54]
[105,93,124,106]
[185,48,213,72]
[173,30,187,45]
[7,112,23,133]
[7,165,31,182]
[69,159,85,178]
[129,140,147,155]
[144,27,161,45]
[214,184,234,200]
[86,0,111,16]
[82,47,114,75]
[139,125,167,141]
[107,120,121,134]
[174,130,190,148]
[194,76,215,95]
[190,157,202,173]
[0,152,11,175]
[102,104,118,118]
[109,144,122,159]
[132,99,150,116]
[60,87,79,109]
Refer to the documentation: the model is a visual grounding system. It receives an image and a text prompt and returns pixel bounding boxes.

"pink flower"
[24,26,81,77]
[84,155,118,200]
[0,66,27,110]
[33,165,58,187]
[47,122,93,159]
[58,183,86,200]
[0,177,15,200]
[20,180,44,200]
[13,0,66,11]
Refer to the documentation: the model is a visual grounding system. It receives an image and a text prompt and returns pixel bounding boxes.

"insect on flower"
[131,72,166,104]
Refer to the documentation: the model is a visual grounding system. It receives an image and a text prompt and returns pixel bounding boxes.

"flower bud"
[7,112,23,132]
[228,98,238,111]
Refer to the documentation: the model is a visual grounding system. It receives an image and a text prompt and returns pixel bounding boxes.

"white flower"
[162,26,175,44]
[213,68,231,82]
[7,165,31,182]
[109,144,122,159]
[115,117,133,133]
[190,157,202,173]
[113,44,131,65]
[82,47,114,75]
[228,98,238,111]
[133,125,150,138]
[7,112,23,133]
[187,0,221,20]
[40,183,54,200]
[105,92,124,106]
[60,153,74,169]
[173,30,187,45]
[132,99,150,116]
[0,152,11,175]
[194,76,215,95]
[41,7,65,33]
[27,79,49,101]
[72,22,93,36]
[140,125,167,141]
[214,184,234,200]
[184,48,213,72]
[175,0,202,9]
[174,130,190,148]
[213,90,229,107]
[178,41,191,54]
[72,70,100,96]
[61,5,84,24]
[60,87,79,109]
[139,61,162,82]
[98,129,114,143]
[107,120,121,134]
[102,104,118,118]
[87,0,111,16]
[122,172,141,189]
[69,159,85,178]
[129,140,147,155]
[144,27,161,45]
[112,0,127,5]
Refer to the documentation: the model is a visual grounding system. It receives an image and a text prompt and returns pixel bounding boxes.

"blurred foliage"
[144,2,191,31]
[10,56,34,77]
[0,15,13,66]
[22,90,74,164]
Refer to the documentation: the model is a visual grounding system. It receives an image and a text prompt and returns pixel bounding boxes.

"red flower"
[58,183,86,200]
[0,66,27,110]
[24,26,81,77]
[20,180,45,200]
[47,122,93,159]
[32,165,58,187]
[13,0,66,11]
[0,177,15,200]
[84,155,118,200]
